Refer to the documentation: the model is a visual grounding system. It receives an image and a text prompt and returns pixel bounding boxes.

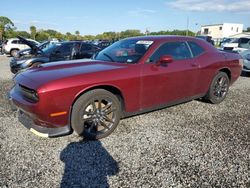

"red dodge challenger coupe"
[9,36,243,139]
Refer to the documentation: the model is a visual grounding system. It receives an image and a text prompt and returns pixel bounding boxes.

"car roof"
[124,35,217,52]
[59,41,94,45]
[123,35,202,42]
[7,38,38,42]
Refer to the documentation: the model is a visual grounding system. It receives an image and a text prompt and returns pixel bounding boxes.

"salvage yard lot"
[0,55,249,187]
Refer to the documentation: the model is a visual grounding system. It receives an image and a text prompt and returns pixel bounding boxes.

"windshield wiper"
[103,53,115,62]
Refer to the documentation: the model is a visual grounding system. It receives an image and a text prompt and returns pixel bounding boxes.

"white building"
[200,23,243,39]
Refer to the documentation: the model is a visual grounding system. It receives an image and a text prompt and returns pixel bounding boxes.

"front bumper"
[18,110,72,138]
[243,66,250,72]
[2,48,10,54]
[8,92,72,138]
[10,58,22,74]
[10,66,21,74]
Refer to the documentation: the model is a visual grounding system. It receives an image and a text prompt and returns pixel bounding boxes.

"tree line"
[5,15,243,42]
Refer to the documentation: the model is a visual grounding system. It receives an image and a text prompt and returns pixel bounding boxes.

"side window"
[188,42,205,57]
[19,40,25,44]
[81,43,92,51]
[11,40,19,44]
[148,42,192,63]
[239,38,250,49]
[57,43,74,55]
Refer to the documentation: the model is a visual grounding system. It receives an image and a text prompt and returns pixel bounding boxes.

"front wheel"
[204,72,230,104]
[71,89,121,140]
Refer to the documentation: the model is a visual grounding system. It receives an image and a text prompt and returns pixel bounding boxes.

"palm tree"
[30,25,37,40]
[75,31,80,40]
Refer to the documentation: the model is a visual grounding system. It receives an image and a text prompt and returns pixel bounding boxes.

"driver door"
[140,41,200,109]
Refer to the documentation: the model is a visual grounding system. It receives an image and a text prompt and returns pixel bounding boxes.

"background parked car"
[220,38,235,48]
[196,35,214,45]
[2,38,39,57]
[89,39,114,49]
[10,37,101,73]
[222,37,250,52]
[0,40,3,54]
[240,50,250,74]
[97,40,113,49]
[0,40,8,54]
[17,40,60,57]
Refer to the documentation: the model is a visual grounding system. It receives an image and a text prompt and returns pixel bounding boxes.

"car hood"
[16,48,31,57]
[17,36,39,52]
[222,43,238,48]
[14,59,126,90]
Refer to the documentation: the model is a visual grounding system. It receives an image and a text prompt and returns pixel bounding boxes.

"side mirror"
[157,55,173,65]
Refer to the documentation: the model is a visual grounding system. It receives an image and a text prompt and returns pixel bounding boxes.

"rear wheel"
[71,89,121,140]
[205,72,230,104]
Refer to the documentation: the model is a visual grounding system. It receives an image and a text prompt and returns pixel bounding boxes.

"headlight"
[18,84,39,102]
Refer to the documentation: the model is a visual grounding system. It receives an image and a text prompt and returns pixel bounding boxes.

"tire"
[10,49,19,57]
[71,89,121,140]
[205,72,230,104]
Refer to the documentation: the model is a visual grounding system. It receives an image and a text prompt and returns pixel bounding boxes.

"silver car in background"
[240,50,250,73]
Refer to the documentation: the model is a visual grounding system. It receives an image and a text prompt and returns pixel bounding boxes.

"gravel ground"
[0,55,13,80]
[0,56,249,188]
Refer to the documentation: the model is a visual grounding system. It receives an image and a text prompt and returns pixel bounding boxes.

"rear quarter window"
[188,42,205,57]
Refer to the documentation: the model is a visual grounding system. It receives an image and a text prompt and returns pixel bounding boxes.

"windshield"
[95,39,154,64]
[230,38,239,43]
[42,43,61,54]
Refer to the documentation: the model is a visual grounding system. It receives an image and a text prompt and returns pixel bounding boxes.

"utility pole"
[145,28,150,36]
[195,23,199,36]
[186,16,189,36]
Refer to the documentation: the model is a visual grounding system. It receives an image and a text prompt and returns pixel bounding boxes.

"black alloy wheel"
[213,76,228,98]
[205,72,230,104]
[71,89,121,140]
